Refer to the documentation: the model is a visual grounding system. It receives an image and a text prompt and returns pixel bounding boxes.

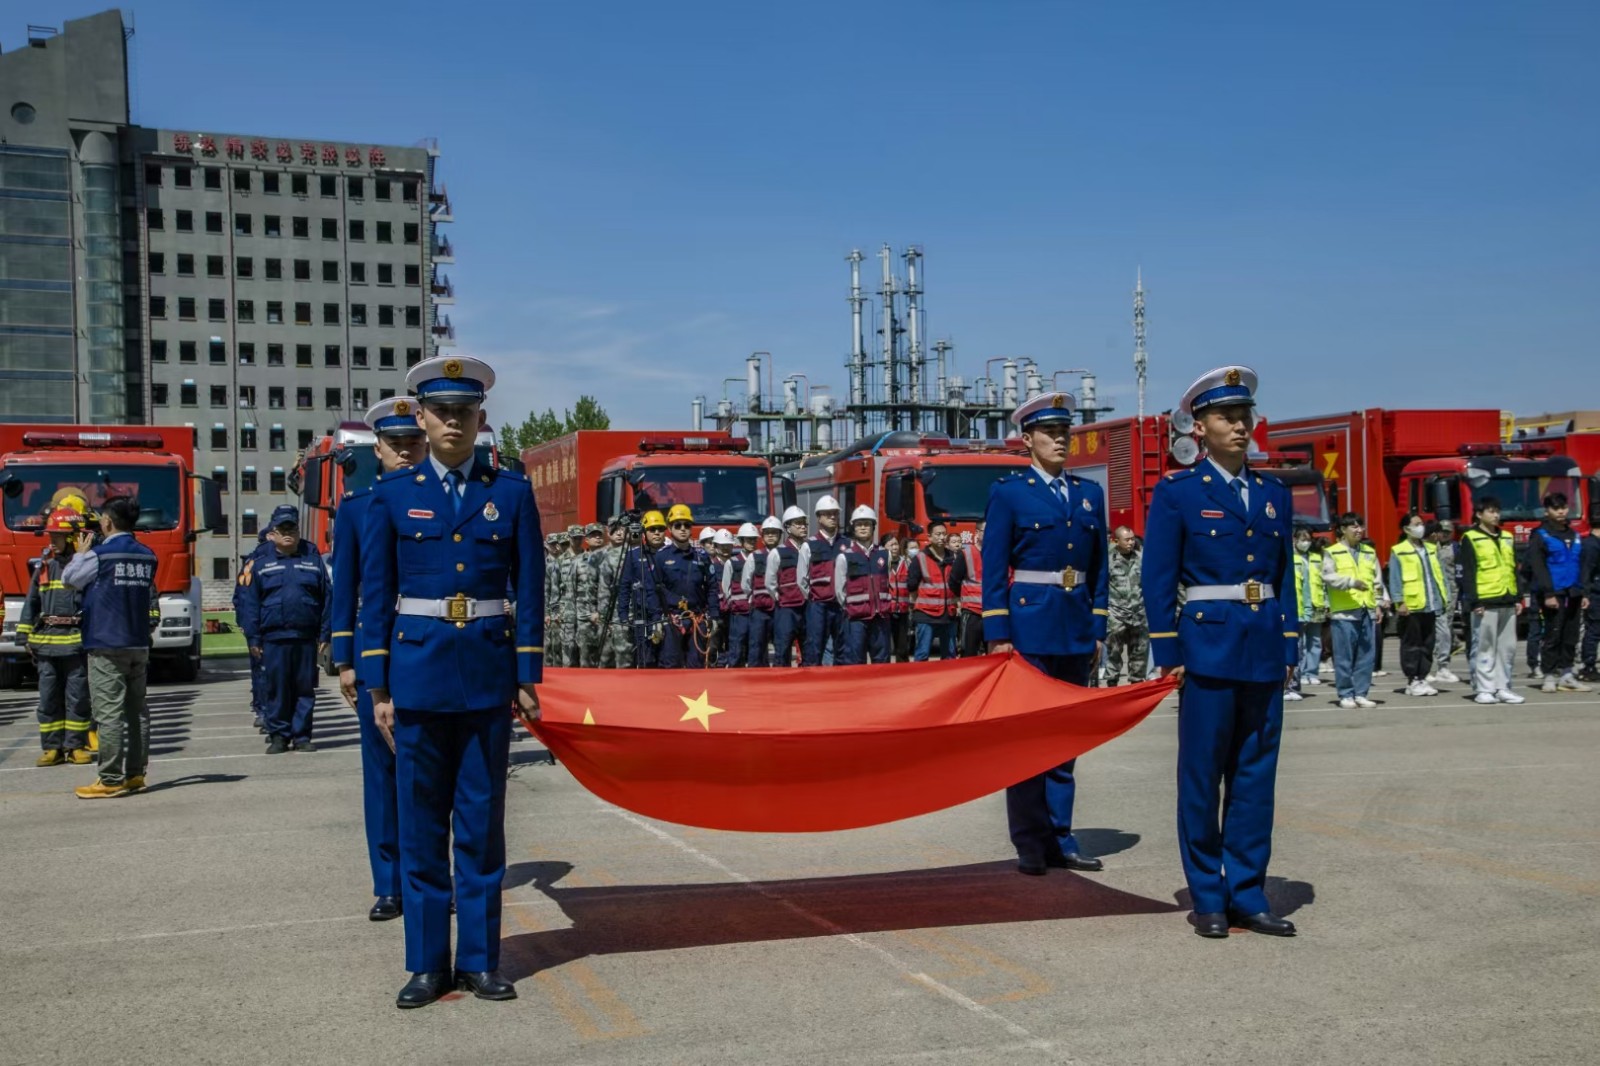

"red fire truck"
[521,431,780,534]
[773,431,1032,545]
[0,426,223,687]
[1265,409,1590,561]
[292,422,497,554]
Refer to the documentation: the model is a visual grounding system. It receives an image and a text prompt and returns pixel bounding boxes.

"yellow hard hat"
[666,503,693,525]
[641,510,667,531]
[52,490,90,515]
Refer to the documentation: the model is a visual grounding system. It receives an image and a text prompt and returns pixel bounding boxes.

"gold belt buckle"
[446,593,470,621]
[1243,580,1263,605]
[1060,566,1079,590]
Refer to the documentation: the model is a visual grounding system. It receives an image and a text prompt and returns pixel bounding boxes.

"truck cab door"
[597,474,623,522]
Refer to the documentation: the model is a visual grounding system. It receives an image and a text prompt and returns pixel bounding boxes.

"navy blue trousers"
[1176,673,1282,915]
[262,639,317,742]
[1005,652,1092,864]
[724,613,749,667]
[249,652,266,716]
[394,707,510,973]
[744,609,772,667]
[838,616,891,665]
[771,606,805,667]
[802,600,841,666]
[355,684,401,899]
[659,616,709,669]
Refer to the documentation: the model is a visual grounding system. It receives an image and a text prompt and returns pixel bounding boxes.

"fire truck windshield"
[1485,473,1585,522]
[1270,469,1332,530]
[920,465,1018,522]
[2,464,183,532]
[631,465,768,524]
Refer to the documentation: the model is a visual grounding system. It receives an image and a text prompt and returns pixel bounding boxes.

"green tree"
[496,395,610,465]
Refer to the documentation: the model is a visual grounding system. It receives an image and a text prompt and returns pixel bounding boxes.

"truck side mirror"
[1,474,21,500]
[189,474,224,538]
[296,457,320,505]
[333,447,358,478]
[1427,478,1454,523]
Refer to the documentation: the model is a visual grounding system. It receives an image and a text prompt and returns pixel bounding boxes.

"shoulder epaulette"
[492,466,528,483]
[1163,467,1200,483]
[1254,469,1286,488]
[375,467,413,484]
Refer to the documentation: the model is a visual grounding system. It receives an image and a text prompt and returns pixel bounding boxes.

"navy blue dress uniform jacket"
[329,489,370,678]
[981,471,1109,655]
[235,541,332,644]
[358,460,544,710]
[1141,465,1299,680]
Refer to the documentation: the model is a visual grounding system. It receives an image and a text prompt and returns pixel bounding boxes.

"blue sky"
[20,1,1600,429]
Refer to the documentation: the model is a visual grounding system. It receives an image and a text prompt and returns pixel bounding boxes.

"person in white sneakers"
[1458,497,1525,705]
[1427,521,1462,684]
[1322,512,1388,708]
[1388,512,1447,697]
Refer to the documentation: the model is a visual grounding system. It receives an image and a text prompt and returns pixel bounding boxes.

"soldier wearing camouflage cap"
[544,532,567,668]
[555,525,586,666]
[594,518,635,668]
[574,523,606,666]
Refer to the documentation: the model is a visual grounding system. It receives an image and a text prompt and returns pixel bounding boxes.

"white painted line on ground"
[0,748,361,773]
[601,804,1063,1059]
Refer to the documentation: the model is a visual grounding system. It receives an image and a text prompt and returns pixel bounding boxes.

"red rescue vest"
[725,551,751,615]
[775,542,806,609]
[888,556,909,615]
[913,551,956,618]
[749,548,775,611]
[841,543,892,621]
[806,534,841,602]
[959,544,983,614]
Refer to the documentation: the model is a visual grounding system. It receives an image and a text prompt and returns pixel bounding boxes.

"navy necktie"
[1230,478,1243,505]
[445,469,463,517]
[1050,477,1067,511]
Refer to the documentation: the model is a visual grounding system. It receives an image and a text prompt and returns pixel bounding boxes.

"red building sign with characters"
[170,133,396,170]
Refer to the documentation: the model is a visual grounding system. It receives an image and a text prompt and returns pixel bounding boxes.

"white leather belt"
[396,595,507,621]
[1185,582,1275,604]
[1013,568,1085,590]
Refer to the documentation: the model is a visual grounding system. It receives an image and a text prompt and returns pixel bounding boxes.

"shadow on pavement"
[140,772,247,794]
[1073,828,1141,858]
[500,858,1180,982]
[1173,876,1315,918]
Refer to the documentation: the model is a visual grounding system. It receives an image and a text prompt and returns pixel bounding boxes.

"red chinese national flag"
[530,654,1175,833]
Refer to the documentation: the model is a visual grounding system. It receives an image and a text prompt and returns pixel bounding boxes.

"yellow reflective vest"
[1294,549,1327,620]
[1461,526,1517,601]
[1390,539,1447,612]
[1325,541,1379,612]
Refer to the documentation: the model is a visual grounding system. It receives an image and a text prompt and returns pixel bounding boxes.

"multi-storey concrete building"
[0,10,456,597]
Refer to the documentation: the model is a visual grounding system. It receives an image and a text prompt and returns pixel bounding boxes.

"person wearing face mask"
[1287,524,1327,701]
[1388,512,1447,697]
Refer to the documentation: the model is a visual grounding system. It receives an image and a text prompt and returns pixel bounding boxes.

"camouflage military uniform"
[557,526,585,666]
[573,524,606,667]
[593,541,635,668]
[544,535,567,667]
[1104,546,1149,684]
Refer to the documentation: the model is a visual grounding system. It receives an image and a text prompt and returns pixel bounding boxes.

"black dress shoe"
[1229,910,1296,937]
[396,971,453,1009]
[1190,912,1229,938]
[455,970,517,1001]
[1047,851,1104,872]
[369,896,401,921]
[1016,860,1047,876]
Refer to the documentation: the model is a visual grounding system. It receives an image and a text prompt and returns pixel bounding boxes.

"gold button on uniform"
[1247,554,1255,562]
[455,621,466,629]
[453,533,462,542]
[456,562,465,572]
[1246,530,1254,537]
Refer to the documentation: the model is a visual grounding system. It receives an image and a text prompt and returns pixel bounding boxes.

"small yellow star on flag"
[583,709,595,725]
[678,690,727,731]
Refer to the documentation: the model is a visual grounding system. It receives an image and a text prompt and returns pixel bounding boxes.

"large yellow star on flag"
[678,690,727,731]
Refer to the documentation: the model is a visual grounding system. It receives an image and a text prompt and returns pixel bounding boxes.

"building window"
[207,255,225,278]
[379,346,395,369]
[350,262,366,283]
[146,208,164,231]
[239,343,255,365]
[213,467,228,491]
[176,209,194,232]
[348,177,364,199]
[174,167,192,188]
[178,297,197,320]
[378,305,394,327]
[177,253,195,276]
[208,298,226,321]
[205,211,223,234]
[296,345,312,367]
[352,387,368,410]
[263,172,280,194]
[349,220,365,241]
[406,347,422,367]
[376,178,391,201]
[264,257,282,279]
[403,222,419,245]
[322,260,339,282]
[151,382,168,405]
[270,468,287,491]
[297,429,315,449]
[235,214,252,236]
[240,425,257,450]
[236,256,253,278]
[266,301,283,324]
[324,344,341,367]
[150,339,167,362]
[267,344,284,367]
[209,339,226,363]
[237,299,254,323]
[148,252,165,274]
[239,385,256,407]
[378,388,396,400]
[350,304,367,326]
[292,216,309,238]
[294,302,311,325]
[180,381,198,406]
[321,218,338,240]
[204,167,222,190]
[234,170,250,192]
[267,386,284,409]
[294,259,311,281]
[241,512,259,535]
[179,340,197,363]
[405,305,421,328]
[404,264,420,287]
[149,295,167,318]
[323,303,340,325]
[144,164,162,186]
[296,387,313,409]
[241,468,258,492]
[291,173,308,196]
[377,263,394,285]
[325,387,342,410]
[352,346,368,368]
[269,427,286,452]
[210,385,228,407]
[405,181,421,203]
[265,215,282,237]
[212,558,231,581]
[376,221,392,244]
[213,514,231,538]
[320,174,337,198]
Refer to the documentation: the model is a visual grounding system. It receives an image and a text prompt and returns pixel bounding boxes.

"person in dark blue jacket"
[233,528,271,732]
[238,504,331,753]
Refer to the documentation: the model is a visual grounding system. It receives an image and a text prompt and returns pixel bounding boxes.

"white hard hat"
[850,504,878,524]
[761,515,783,532]
[698,526,715,543]
[736,522,760,539]
[815,494,841,514]
[782,505,807,524]
[714,529,737,547]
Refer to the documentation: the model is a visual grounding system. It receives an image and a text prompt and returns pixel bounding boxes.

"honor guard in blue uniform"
[653,504,720,668]
[330,397,428,922]
[981,392,1110,876]
[237,506,331,754]
[1141,366,1300,939]
[359,355,544,1008]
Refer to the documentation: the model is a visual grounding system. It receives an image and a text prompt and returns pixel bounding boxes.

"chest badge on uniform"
[1082,498,1092,511]
[483,501,500,522]
[1264,502,1276,519]
[1201,509,1224,519]
[407,509,435,520]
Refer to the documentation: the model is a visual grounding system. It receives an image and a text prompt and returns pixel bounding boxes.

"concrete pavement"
[1,647,1596,1065]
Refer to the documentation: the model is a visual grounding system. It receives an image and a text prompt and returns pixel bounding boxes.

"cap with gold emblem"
[1010,391,1076,430]
[405,354,496,404]
[364,395,426,437]
[1179,365,1258,418]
